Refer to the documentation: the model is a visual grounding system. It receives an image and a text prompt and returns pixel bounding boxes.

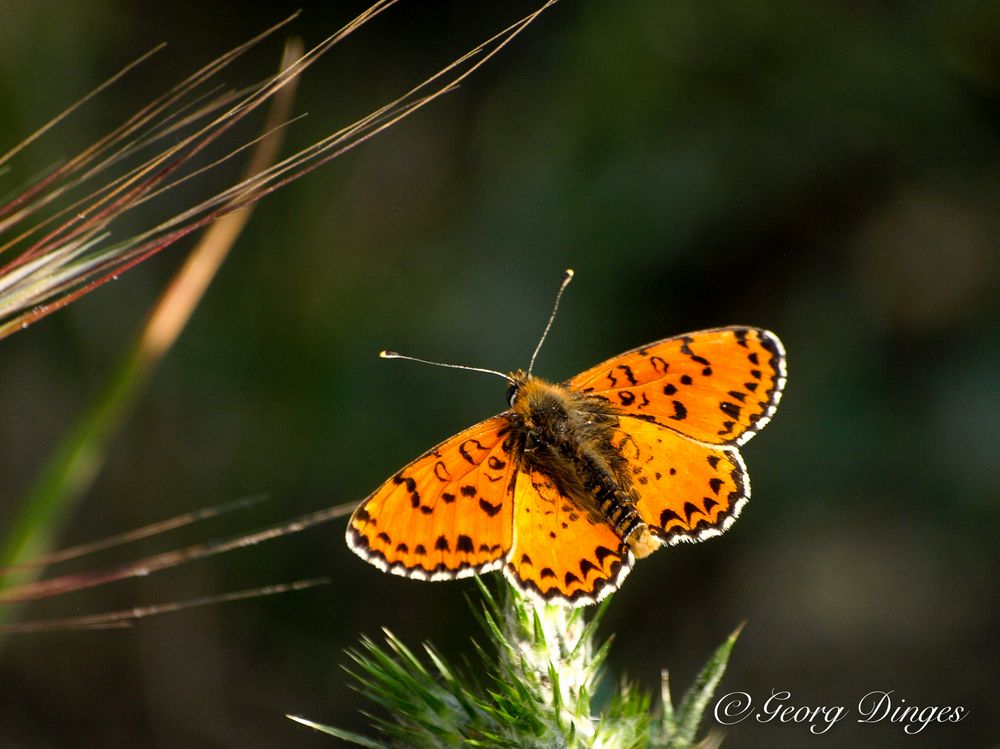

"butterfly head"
[505,370,580,435]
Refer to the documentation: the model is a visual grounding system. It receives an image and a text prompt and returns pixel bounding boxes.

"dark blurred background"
[0,1,998,747]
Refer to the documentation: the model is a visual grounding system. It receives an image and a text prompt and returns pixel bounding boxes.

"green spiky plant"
[291,580,736,749]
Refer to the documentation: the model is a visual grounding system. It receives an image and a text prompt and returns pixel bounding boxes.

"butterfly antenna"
[528,268,574,375]
[380,351,513,383]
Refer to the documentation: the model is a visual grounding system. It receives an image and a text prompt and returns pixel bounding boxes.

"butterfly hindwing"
[612,417,748,544]
[567,326,786,446]
[346,416,517,580]
[503,469,633,606]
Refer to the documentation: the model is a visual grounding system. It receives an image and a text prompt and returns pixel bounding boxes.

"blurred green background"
[1,0,998,746]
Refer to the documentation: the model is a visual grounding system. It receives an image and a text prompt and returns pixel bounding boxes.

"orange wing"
[504,469,632,606]
[346,416,517,580]
[567,327,786,446]
[611,417,748,545]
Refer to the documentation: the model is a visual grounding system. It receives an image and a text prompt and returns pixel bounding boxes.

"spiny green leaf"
[667,622,743,748]
[658,669,675,729]
[287,715,390,748]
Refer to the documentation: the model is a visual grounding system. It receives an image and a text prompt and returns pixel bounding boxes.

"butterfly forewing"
[566,327,786,446]
[347,416,517,580]
[504,469,632,605]
[612,417,748,544]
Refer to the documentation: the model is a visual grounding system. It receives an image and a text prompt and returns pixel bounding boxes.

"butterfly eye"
[507,383,519,407]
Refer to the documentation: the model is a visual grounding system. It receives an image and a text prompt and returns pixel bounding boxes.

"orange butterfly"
[346,274,786,605]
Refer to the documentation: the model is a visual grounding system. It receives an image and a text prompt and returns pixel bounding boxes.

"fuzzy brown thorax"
[504,370,657,557]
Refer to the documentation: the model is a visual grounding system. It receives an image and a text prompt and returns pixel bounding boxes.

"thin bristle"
[0,502,356,605]
[0,578,327,634]
[0,1,560,340]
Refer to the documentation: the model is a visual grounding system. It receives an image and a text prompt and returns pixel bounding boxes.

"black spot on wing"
[459,439,486,464]
[594,546,617,564]
[393,472,421,507]
[617,364,639,386]
[433,461,451,482]
[479,498,503,517]
[659,508,682,528]
[683,502,702,523]
[720,401,742,419]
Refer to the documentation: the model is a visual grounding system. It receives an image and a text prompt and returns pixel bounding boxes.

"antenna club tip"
[379,350,395,359]
[563,268,575,279]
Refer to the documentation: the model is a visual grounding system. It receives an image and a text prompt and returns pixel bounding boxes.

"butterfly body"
[347,326,786,606]
[504,370,658,559]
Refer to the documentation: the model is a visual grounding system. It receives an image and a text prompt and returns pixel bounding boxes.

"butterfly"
[346,276,786,606]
